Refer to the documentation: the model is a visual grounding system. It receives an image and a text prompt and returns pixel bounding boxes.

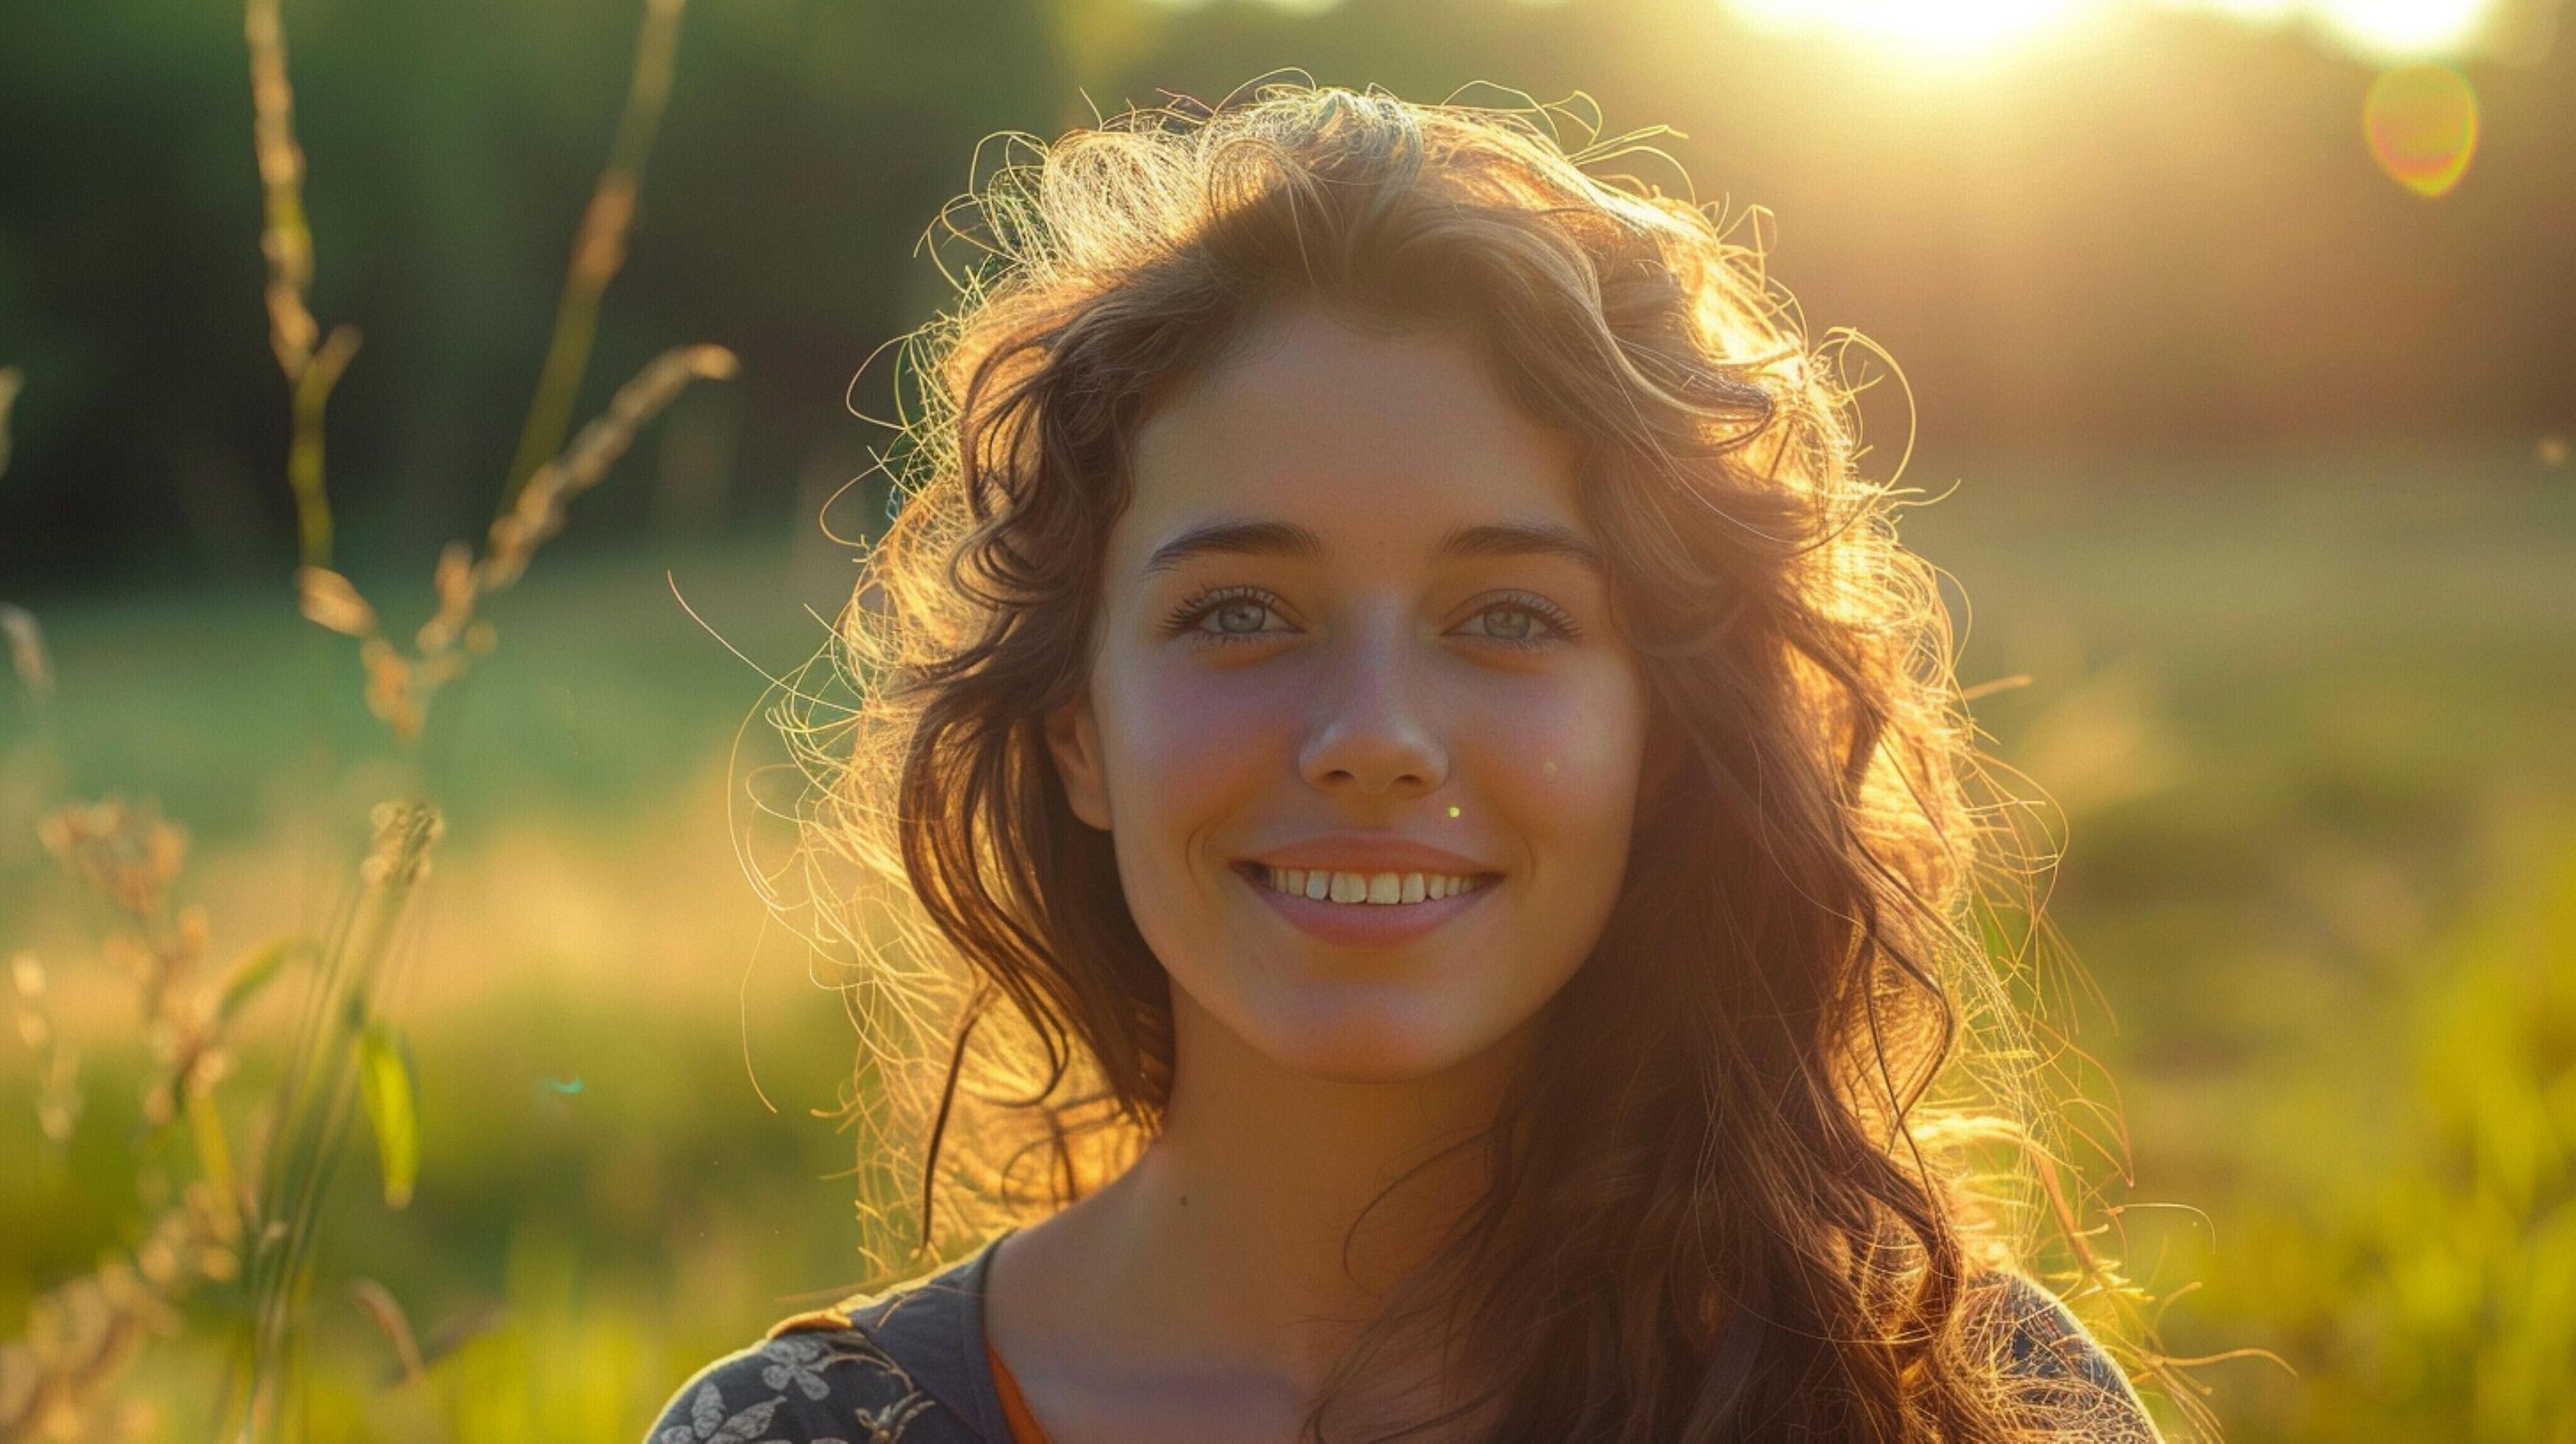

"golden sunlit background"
[1730,0,2516,64]
[1,0,2569,1437]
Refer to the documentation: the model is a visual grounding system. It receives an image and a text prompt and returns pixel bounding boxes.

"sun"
[1724,0,2096,57]
[1719,0,2505,61]
[2308,0,2499,58]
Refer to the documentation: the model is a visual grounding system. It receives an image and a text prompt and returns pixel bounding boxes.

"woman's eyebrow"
[1141,517,1604,578]
[1436,519,1605,576]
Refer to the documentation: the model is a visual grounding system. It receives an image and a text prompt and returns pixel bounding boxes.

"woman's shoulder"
[1970,1268,2162,1441]
[644,1247,2156,1442]
[645,1240,1011,1444]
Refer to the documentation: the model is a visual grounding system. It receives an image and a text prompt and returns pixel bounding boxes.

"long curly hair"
[766,78,2165,1442]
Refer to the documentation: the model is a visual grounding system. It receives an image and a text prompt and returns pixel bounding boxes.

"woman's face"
[1045,301,1656,1084]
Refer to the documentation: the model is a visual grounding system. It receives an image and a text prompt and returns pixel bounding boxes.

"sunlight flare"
[1725,0,2098,55]
[2313,0,2498,57]
[1724,0,2507,61]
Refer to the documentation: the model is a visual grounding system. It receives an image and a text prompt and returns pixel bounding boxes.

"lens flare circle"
[2364,63,2480,198]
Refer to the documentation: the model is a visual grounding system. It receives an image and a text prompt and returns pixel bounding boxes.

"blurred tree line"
[1,0,2569,594]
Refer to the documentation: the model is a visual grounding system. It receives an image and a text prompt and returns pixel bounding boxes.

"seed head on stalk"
[4,0,735,1430]
[228,801,443,1440]
[0,366,24,483]
[0,794,306,1439]
[296,343,740,745]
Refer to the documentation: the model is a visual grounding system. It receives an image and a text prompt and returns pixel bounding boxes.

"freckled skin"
[1045,300,1654,1083]
[1000,301,1660,1440]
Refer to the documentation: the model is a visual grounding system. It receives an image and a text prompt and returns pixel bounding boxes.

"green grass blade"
[357,1022,420,1210]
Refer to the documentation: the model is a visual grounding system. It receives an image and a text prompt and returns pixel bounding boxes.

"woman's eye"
[1456,599,1575,649]
[1170,589,1577,650]
[1208,598,1272,636]
[1168,589,1291,646]
[1462,603,1541,643]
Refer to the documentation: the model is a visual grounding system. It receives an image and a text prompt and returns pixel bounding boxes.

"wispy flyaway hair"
[764,77,2175,1442]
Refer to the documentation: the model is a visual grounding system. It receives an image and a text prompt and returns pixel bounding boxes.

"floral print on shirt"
[651,1328,950,1444]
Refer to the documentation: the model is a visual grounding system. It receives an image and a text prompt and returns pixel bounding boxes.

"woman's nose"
[1296,623,1447,799]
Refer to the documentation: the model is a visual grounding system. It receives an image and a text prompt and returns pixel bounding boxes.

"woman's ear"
[1044,687,1113,832]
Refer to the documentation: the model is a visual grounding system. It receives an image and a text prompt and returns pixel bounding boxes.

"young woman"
[653,83,2161,1443]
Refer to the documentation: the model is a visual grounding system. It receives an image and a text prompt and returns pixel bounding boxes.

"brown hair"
[779,78,2161,1441]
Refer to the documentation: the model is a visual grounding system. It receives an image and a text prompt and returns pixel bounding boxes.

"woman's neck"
[993,982,1532,1411]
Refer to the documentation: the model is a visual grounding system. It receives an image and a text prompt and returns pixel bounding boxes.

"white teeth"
[1260,866,1489,905]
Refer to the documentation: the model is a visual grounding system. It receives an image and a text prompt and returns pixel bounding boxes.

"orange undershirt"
[986,1336,1054,1444]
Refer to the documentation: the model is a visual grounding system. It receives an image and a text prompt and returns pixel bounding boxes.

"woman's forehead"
[1116,304,1589,572]
[1131,513,1609,589]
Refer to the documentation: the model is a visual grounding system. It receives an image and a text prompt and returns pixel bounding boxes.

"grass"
[3,1,740,1431]
[1,515,870,1440]
[4,6,2566,1429]
[4,446,2572,1437]
[1906,442,2576,1440]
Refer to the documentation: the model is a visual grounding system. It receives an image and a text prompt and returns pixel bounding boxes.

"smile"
[1247,862,1498,905]
[1232,861,1501,948]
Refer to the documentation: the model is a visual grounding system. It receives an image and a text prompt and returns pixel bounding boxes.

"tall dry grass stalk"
[0,399,260,1440]
[245,0,357,572]
[0,0,734,1434]
[1,797,294,1443]
[499,0,693,507]
[0,611,49,709]
[233,0,729,1425]
[227,803,443,1442]
[0,367,23,483]
[298,342,738,746]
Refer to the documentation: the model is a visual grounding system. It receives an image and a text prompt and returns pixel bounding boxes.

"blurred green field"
[4,446,2573,1440]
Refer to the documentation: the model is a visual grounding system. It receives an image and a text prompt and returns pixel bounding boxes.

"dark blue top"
[647,1230,2158,1442]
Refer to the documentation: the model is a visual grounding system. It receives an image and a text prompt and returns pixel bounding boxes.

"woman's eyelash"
[1161,585,1276,642]
[1161,586,1581,650]
[1467,591,1584,646]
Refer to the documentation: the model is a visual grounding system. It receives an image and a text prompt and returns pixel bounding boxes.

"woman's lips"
[1232,861,1498,949]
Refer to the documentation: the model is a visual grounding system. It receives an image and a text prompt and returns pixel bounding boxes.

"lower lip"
[1235,863,1500,948]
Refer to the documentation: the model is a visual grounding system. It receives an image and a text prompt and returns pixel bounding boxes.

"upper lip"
[1241,835,1500,877]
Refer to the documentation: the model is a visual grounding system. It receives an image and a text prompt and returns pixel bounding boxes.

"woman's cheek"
[1105,653,1301,820]
[1467,667,1647,840]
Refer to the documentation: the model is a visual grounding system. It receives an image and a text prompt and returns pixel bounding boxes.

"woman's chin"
[1236,999,1509,1084]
